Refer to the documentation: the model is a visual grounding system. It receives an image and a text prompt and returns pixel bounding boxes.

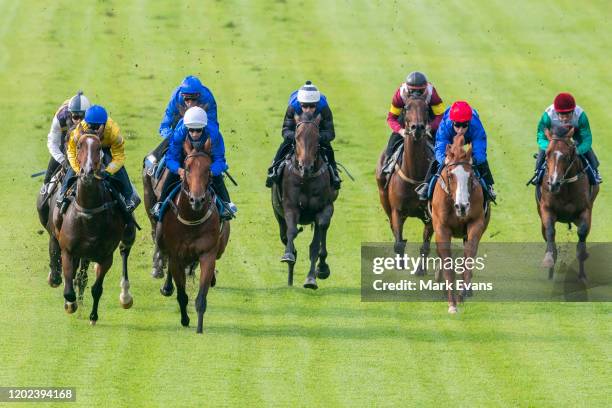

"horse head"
[444,135,476,218]
[182,138,212,211]
[76,133,102,185]
[293,111,321,177]
[404,95,429,141]
[544,125,577,194]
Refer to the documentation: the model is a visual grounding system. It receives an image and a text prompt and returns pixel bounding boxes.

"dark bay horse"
[272,111,338,289]
[431,135,490,313]
[52,133,135,324]
[376,95,433,274]
[154,139,230,333]
[538,126,598,281]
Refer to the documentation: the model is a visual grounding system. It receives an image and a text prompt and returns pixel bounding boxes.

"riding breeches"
[212,175,231,203]
[475,160,495,186]
[44,157,62,184]
[385,132,404,157]
[151,137,171,162]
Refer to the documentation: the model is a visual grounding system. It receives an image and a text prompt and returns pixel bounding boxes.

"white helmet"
[184,106,207,129]
[68,91,91,113]
[297,81,320,104]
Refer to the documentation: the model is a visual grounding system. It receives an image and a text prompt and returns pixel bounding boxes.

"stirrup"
[415,183,428,200]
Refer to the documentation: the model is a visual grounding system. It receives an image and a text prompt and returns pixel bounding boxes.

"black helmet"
[406,71,428,88]
[68,91,91,113]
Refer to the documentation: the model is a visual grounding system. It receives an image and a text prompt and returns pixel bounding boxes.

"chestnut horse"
[52,133,135,323]
[272,111,338,289]
[153,139,230,333]
[538,126,598,281]
[431,135,490,313]
[376,95,433,274]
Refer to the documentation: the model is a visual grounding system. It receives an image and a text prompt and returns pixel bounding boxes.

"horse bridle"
[173,151,214,226]
[291,119,326,178]
[546,137,584,185]
[403,95,431,141]
[438,161,474,195]
[181,151,212,196]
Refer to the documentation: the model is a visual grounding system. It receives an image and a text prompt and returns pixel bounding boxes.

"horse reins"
[290,119,327,179]
[173,151,215,226]
[438,161,474,195]
[547,137,585,186]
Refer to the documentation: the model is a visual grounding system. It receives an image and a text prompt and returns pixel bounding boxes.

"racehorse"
[52,133,135,323]
[272,111,338,289]
[537,126,598,281]
[153,139,230,334]
[376,95,433,274]
[431,135,490,313]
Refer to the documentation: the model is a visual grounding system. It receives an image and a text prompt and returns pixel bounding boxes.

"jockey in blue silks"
[150,75,219,161]
[417,100,496,201]
[154,106,236,220]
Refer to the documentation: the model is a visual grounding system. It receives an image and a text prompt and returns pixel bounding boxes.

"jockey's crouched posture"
[57,105,140,216]
[153,107,237,220]
[417,101,496,201]
[148,75,219,163]
[383,71,446,168]
[41,91,92,198]
[265,81,341,189]
[529,92,601,185]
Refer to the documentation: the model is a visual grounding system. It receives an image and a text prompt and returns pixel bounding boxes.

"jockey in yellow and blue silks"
[417,101,496,201]
[528,92,601,185]
[58,105,140,214]
[150,75,219,161]
[155,106,236,220]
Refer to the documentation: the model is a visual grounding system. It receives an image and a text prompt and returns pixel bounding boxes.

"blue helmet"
[179,75,203,95]
[84,105,108,125]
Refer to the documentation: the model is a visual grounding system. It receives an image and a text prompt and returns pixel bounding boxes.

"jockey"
[384,71,446,162]
[58,105,139,214]
[155,106,236,220]
[529,92,601,185]
[265,81,341,189]
[417,101,496,201]
[153,75,219,160]
[43,92,91,191]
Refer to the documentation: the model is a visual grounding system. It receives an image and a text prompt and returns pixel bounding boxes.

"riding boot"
[582,149,602,184]
[416,160,438,200]
[528,150,546,185]
[44,157,61,184]
[321,142,341,190]
[57,168,77,214]
[266,138,294,187]
[476,161,496,202]
[212,175,237,220]
[153,172,180,219]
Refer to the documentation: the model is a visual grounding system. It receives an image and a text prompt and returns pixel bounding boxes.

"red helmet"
[553,93,575,113]
[449,101,473,122]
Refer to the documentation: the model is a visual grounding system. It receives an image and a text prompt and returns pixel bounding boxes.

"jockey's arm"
[386,89,404,133]
[319,106,335,143]
[576,112,592,155]
[208,122,229,177]
[105,120,125,175]
[281,105,297,140]
[165,128,184,174]
[47,116,66,164]
[470,119,488,165]
[66,130,80,172]
[434,121,453,164]
[159,90,180,139]
[536,112,551,151]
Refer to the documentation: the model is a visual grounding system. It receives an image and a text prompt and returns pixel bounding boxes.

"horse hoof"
[160,286,174,297]
[316,264,330,280]
[542,253,555,268]
[281,253,296,264]
[211,270,218,288]
[120,296,133,309]
[181,316,190,327]
[64,301,77,314]
[415,267,426,276]
[303,278,318,290]
[448,305,458,314]
[90,319,97,326]
[48,272,62,287]
[151,268,164,279]
[578,274,588,284]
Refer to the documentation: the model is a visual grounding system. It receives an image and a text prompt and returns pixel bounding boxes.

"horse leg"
[89,258,112,324]
[576,210,591,282]
[461,223,485,300]
[416,222,434,276]
[195,253,216,334]
[151,245,165,279]
[391,209,407,261]
[540,211,557,277]
[315,205,334,281]
[160,266,175,297]
[119,234,134,309]
[61,252,78,313]
[274,211,288,246]
[169,259,189,328]
[47,235,62,287]
[281,209,299,264]
[304,224,322,290]
[76,259,89,304]
[435,228,456,313]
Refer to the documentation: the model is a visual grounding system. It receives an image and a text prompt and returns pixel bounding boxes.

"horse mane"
[447,135,470,162]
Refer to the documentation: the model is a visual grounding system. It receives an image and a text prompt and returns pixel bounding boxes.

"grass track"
[0,0,611,406]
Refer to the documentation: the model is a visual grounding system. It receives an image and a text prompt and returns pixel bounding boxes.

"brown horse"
[52,133,135,323]
[154,139,230,333]
[376,95,433,274]
[431,135,490,313]
[538,126,598,281]
[272,111,338,289]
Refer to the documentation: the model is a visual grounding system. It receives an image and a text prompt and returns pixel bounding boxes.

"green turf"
[1,0,611,406]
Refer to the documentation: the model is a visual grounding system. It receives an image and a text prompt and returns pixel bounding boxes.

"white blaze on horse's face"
[548,150,563,191]
[82,137,96,180]
[451,164,471,217]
